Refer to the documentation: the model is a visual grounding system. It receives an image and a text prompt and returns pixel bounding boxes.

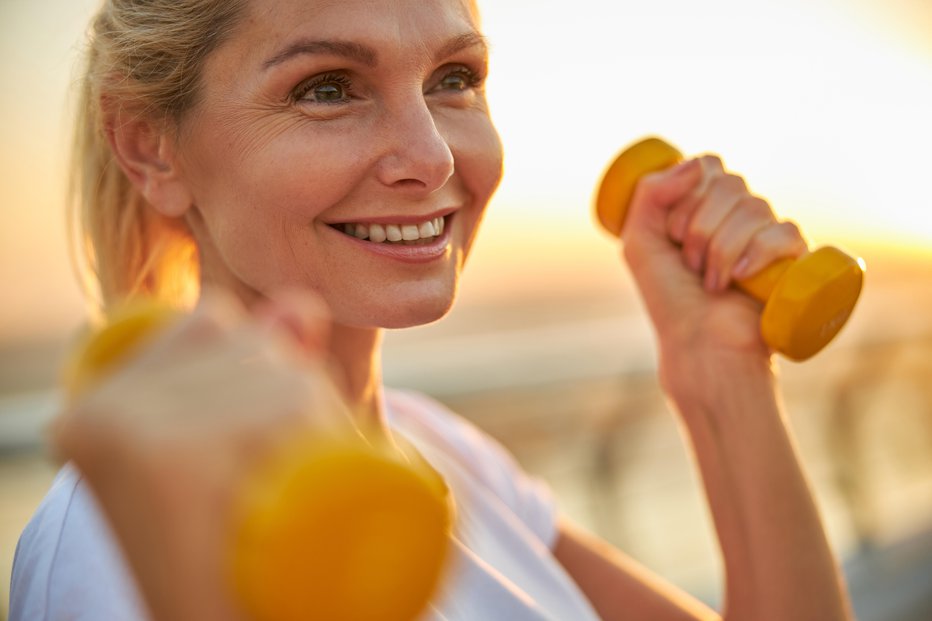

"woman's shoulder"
[384,388,519,482]
[10,464,148,620]
[384,388,558,549]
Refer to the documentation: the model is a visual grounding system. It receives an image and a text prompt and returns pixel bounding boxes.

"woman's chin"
[379,296,455,329]
[334,287,457,330]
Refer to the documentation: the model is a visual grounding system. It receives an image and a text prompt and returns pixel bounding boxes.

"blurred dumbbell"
[63,298,452,621]
[595,137,864,361]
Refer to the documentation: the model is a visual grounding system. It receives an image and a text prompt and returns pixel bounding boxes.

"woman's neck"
[197,280,390,440]
[327,323,388,438]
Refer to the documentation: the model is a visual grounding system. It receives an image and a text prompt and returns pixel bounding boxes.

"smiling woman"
[165,2,501,330]
[10,0,854,620]
[76,0,500,332]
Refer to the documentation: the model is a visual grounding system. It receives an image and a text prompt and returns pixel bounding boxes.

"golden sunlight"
[479,0,932,257]
[1,0,931,342]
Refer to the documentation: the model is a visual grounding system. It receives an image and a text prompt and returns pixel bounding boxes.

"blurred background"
[2,0,931,619]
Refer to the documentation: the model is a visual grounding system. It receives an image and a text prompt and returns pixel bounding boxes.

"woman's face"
[176,0,502,328]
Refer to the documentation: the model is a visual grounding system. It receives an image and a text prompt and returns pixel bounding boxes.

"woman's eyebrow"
[433,31,489,63]
[263,39,377,70]
[262,31,488,71]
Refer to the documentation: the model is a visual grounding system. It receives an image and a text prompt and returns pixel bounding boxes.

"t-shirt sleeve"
[10,465,150,621]
[388,390,560,550]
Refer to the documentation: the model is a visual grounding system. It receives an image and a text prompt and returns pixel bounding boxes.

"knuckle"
[756,230,784,254]
[780,221,809,254]
[743,196,772,218]
[700,154,725,172]
[779,219,803,239]
[634,171,665,197]
[717,173,747,195]
[752,221,804,257]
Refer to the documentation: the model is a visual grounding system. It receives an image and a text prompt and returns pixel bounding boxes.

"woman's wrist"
[658,345,779,421]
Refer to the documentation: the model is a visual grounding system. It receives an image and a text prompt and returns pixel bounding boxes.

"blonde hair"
[71,0,247,313]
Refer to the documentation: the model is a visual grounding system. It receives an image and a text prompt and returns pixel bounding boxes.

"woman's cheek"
[458,113,504,198]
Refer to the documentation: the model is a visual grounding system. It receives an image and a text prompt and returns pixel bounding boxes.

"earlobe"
[105,104,193,218]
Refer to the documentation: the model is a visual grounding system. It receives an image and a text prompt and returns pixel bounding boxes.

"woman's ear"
[104,102,193,218]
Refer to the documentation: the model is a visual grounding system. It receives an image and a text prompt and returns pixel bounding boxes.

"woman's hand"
[618,157,854,621]
[620,156,808,395]
[50,290,347,621]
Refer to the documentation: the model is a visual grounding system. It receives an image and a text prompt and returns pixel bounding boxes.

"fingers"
[731,220,808,282]
[254,288,332,359]
[157,288,331,365]
[667,155,726,245]
[678,162,746,272]
[702,196,773,292]
[665,155,808,293]
[624,158,703,245]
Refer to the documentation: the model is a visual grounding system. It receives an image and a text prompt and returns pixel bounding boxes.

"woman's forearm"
[663,351,852,621]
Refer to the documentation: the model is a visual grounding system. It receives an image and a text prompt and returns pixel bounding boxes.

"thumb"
[254,289,332,359]
[623,157,702,245]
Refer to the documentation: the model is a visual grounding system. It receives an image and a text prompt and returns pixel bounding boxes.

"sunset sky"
[1,0,931,342]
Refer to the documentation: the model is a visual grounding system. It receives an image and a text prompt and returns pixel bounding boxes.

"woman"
[11,0,853,619]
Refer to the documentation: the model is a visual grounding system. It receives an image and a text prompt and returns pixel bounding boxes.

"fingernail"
[705,270,718,292]
[733,256,750,278]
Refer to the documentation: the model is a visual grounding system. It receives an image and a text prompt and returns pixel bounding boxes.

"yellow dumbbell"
[595,137,865,361]
[63,298,452,621]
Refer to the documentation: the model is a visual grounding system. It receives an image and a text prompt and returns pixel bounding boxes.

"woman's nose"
[375,100,455,195]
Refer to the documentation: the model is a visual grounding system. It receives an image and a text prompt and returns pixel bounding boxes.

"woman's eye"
[313,83,345,102]
[294,74,352,104]
[440,72,470,91]
[435,67,481,93]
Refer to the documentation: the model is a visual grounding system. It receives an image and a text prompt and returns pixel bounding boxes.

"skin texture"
[57,0,852,619]
[177,0,502,330]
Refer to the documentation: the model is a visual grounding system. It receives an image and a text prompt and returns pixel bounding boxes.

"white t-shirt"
[10,389,601,620]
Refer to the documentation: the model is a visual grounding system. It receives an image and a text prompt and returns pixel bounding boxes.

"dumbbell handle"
[596,137,864,360]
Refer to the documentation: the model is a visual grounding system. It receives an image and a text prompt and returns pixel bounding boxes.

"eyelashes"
[290,64,486,106]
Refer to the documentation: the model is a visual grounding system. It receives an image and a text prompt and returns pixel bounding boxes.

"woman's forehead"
[209,0,484,76]
[239,0,481,46]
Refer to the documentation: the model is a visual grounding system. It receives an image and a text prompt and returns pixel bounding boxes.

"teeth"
[401,225,420,241]
[369,223,387,243]
[419,221,436,237]
[385,224,403,242]
[338,216,447,244]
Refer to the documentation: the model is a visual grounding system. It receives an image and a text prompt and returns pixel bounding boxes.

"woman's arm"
[556,156,853,620]
[665,351,850,621]
[554,354,851,620]
[553,518,718,621]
